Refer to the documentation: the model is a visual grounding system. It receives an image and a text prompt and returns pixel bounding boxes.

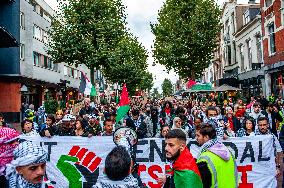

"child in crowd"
[21,119,39,136]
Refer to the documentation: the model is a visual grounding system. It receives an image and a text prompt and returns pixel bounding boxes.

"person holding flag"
[115,83,130,126]
[79,71,97,98]
[158,129,203,188]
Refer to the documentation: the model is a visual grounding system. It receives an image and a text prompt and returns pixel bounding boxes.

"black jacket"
[126,116,147,139]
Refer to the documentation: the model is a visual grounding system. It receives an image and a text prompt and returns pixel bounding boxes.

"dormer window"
[243,10,250,25]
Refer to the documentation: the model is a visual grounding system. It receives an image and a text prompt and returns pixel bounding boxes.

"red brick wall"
[261,0,284,65]
[0,82,21,112]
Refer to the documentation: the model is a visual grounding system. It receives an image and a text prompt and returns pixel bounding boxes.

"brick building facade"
[261,0,284,96]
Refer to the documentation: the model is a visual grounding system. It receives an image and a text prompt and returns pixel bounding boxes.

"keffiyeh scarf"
[0,127,19,176]
[197,138,220,159]
[93,174,139,188]
[5,141,47,188]
[255,128,271,135]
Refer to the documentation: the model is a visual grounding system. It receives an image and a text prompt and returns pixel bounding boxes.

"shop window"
[268,23,276,54]
[20,43,25,60]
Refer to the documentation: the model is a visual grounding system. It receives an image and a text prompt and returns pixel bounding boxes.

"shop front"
[264,61,284,97]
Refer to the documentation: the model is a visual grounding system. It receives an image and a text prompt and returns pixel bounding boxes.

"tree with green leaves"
[47,0,127,85]
[102,34,152,95]
[151,88,162,99]
[162,78,173,97]
[140,72,154,93]
[151,0,221,79]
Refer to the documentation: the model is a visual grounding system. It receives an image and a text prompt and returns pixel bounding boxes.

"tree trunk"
[191,70,196,80]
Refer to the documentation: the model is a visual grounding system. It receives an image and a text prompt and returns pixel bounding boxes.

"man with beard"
[195,123,238,188]
[79,98,94,118]
[158,129,202,188]
[255,117,282,178]
[5,141,48,188]
[205,106,224,139]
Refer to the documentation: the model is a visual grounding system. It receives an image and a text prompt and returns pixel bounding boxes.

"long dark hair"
[242,118,255,132]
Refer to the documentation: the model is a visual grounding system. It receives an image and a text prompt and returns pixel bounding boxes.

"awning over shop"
[214,84,241,92]
[184,83,212,93]
[0,26,19,48]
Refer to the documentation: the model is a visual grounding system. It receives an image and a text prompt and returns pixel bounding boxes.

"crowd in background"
[1,93,284,187]
[1,94,283,150]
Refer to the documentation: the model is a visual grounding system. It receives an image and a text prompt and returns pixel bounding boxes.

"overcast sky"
[45,0,255,91]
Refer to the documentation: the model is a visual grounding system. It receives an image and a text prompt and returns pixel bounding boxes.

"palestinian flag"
[79,71,97,97]
[115,84,130,123]
[172,147,203,188]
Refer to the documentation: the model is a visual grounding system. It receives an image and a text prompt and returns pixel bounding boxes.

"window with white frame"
[33,51,40,66]
[33,25,41,40]
[256,35,262,63]
[247,39,252,69]
[20,44,25,60]
[20,12,25,29]
[239,45,244,71]
[63,66,68,75]
[42,30,48,43]
[268,23,276,54]
[265,0,273,7]
[243,10,250,25]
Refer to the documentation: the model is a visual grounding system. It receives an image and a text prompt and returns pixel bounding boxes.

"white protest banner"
[22,135,278,188]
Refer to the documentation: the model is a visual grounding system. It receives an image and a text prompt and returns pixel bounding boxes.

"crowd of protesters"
[1,93,284,187]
